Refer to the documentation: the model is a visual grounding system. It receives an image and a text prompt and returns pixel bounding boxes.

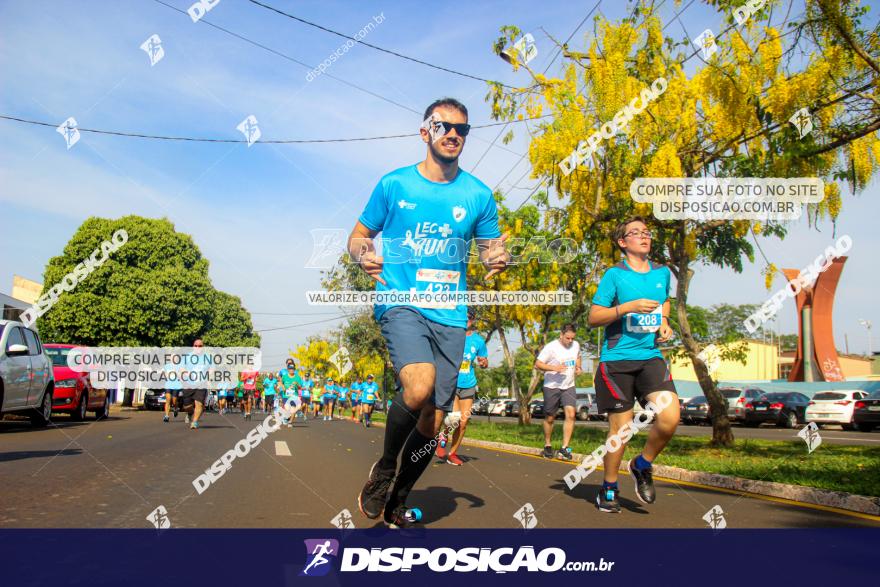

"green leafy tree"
[777,333,799,352]
[202,291,260,347]
[36,215,258,348]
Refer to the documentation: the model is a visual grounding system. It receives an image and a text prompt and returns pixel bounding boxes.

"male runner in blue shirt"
[322,378,337,421]
[178,339,211,429]
[298,372,314,421]
[262,372,278,415]
[588,216,680,513]
[359,374,379,428]
[337,381,349,412]
[349,97,510,528]
[350,376,363,422]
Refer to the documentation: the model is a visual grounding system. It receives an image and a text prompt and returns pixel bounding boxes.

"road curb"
[450,435,880,517]
[648,464,880,516]
[368,419,879,516]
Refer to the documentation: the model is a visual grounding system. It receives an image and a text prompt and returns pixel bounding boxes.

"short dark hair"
[423,98,468,121]
[561,323,577,335]
[612,216,648,251]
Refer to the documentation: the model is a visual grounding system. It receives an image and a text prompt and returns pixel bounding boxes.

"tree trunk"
[673,243,735,446]
[494,308,521,416]
[518,369,542,425]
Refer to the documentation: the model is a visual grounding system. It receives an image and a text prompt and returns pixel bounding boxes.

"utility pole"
[859,319,873,358]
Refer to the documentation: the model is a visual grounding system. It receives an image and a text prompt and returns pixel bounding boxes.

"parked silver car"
[472,397,492,415]
[0,320,55,426]
[576,391,595,421]
[581,390,648,421]
[722,387,767,421]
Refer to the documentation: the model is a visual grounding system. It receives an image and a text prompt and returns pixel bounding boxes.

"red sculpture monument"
[785,257,847,382]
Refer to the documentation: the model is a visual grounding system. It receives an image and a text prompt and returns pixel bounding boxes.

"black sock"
[387,429,435,510]
[378,394,420,473]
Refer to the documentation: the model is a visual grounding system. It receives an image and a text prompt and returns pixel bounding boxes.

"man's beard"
[429,139,461,164]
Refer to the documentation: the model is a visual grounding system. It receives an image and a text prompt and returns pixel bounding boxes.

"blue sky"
[1,0,877,366]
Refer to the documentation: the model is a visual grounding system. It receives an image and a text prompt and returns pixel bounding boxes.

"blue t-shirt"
[592,259,671,362]
[323,384,337,399]
[299,379,314,398]
[358,164,502,328]
[457,332,488,389]
[361,381,379,404]
[351,382,363,400]
[262,378,276,395]
[337,386,348,400]
[163,362,182,391]
[183,352,211,386]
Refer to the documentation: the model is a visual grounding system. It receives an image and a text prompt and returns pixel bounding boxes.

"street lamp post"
[859,319,873,357]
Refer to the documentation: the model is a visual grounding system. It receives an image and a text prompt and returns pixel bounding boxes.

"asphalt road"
[1,408,878,529]
[471,414,880,446]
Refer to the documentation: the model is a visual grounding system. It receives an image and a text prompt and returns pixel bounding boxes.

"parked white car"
[0,319,55,426]
[488,399,516,416]
[805,390,871,430]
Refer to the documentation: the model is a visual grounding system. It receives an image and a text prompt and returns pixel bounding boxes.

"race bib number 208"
[626,306,662,333]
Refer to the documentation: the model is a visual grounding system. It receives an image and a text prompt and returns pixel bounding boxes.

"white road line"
[275,441,291,456]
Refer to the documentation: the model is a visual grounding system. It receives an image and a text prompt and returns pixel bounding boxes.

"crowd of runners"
[162,356,384,428]
[161,96,681,529]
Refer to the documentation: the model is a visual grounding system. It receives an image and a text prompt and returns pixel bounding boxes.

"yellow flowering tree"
[293,338,339,379]
[471,195,598,424]
[489,0,880,445]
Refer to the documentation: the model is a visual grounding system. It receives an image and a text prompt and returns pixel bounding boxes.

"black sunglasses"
[430,120,470,137]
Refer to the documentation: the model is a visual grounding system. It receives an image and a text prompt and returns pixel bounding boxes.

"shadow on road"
[407,485,486,524]
[0,448,83,462]
[0,420,86,434]
[550,481,649,514]
[0,415,129,434]
[191,424,236,429]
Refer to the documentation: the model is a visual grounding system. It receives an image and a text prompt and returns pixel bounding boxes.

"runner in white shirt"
[534,324,581,460]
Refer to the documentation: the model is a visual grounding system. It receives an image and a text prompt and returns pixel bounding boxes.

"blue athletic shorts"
[379,306,466,412]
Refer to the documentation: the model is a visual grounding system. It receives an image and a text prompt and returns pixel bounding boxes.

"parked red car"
[43,344,110,420]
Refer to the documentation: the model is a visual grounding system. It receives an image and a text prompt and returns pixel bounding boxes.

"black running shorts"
[594,358,677,414]
[181,388,207,406]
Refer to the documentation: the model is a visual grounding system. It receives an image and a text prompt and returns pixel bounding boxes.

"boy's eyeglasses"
[624,230,653,239]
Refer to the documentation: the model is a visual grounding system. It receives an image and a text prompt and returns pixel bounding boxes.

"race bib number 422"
[626,306,662,333]
[414,268,460,309]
